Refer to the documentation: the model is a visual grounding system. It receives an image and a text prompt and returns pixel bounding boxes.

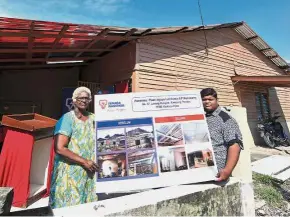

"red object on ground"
[0,127,34,207]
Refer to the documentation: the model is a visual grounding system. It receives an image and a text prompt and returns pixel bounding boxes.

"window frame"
[255,92,271,120]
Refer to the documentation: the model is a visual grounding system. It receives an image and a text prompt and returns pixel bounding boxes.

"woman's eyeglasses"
[76,97,91,102]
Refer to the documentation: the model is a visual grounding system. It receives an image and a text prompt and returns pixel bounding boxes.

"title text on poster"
[132,95,200,112]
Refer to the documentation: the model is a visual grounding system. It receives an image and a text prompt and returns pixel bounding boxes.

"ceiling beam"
[75,28,110,58]
[0,56,101,63]
[0,63,88,70]
[107,28,138,49]
[0,48,114,53]
[45,25,69,59]
[0,31,136,41]
[95,28,138,58]
[26,21,35,64]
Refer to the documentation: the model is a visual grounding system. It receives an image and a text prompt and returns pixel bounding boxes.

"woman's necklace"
[74,109,85,119]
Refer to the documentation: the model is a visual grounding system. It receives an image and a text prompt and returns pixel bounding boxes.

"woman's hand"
[82,159,99,173]
[54,135,99,174]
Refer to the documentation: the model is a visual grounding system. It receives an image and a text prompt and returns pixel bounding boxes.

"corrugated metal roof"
[234,22,288,70]
[0,17,288,71]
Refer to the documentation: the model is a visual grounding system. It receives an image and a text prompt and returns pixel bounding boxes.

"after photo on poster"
[158,146,188,173]
[187,148,215,169]
[155,123,184,147]
[182,122,210,145]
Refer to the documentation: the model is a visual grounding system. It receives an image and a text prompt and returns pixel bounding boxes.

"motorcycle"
[257,112,290,148]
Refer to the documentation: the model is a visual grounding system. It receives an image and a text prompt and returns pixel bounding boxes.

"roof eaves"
[233,22,289,71]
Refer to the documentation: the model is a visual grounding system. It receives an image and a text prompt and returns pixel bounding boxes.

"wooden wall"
[81,42,136,87]
[269,87,290,120]
[135,28,290,145]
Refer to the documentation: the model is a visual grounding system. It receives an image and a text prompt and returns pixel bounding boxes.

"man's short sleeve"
[223,118,244,149]
[54,113,72,137]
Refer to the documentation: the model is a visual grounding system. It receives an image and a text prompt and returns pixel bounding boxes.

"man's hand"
[82,159,99,173]
[215,168,231,182]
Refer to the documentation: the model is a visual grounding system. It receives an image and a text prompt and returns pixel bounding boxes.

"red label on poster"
[155,114,204,123]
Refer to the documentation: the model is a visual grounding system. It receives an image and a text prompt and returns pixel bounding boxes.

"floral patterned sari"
[49,111,97,209]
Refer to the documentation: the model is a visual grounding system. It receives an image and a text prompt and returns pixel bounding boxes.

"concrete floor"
[250,145,290,162]
[251,153,270,162]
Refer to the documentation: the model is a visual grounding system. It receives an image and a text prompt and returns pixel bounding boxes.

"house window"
[135,140,140,146]
[255,92,270,120]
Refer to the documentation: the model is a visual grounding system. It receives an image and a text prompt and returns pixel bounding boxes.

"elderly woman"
[49,87,98,209]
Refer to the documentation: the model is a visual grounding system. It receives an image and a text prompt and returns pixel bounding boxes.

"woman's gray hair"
[72,86,92,102]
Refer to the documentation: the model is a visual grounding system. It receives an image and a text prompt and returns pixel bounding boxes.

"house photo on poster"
[155,123,184,147]
[97,153,127,179]
[182,122,210,144]
[94,90,218,193]
[185,144,215,169]
[128,149,158,176]
[158,146,188,172]
[126,126,155,149]
[97,128,126,153]
[96,117,159,182]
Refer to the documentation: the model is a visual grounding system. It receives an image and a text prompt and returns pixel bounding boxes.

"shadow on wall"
[268,87,290,137]
[235,84,264,147]
[236,84,290,147]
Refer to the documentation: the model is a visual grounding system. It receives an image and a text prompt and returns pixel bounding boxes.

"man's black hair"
[200,88,218,99]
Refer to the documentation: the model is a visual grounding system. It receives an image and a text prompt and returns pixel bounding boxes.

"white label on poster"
[94,90,218,193]
[132,94,200,112]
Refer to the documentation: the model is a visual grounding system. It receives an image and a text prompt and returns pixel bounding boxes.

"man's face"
[202,95,218,112]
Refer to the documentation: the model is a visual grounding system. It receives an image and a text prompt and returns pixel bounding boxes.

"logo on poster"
[99,100,108,109]
[66,98,74,111]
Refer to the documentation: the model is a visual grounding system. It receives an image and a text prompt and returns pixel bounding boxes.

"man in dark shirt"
[200,88,243,181]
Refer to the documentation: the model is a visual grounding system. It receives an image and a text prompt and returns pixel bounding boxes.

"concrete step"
[251,155,290,181]
[275,167,290,182]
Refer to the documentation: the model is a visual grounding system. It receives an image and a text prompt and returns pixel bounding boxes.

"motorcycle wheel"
[263,132,277,148]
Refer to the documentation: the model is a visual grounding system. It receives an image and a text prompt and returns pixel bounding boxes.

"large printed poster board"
[94,90,218,193]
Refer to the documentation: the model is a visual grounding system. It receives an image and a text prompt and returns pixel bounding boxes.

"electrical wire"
[197,0,209,53]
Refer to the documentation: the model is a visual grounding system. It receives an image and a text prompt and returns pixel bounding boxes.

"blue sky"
[0,0,289,61]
